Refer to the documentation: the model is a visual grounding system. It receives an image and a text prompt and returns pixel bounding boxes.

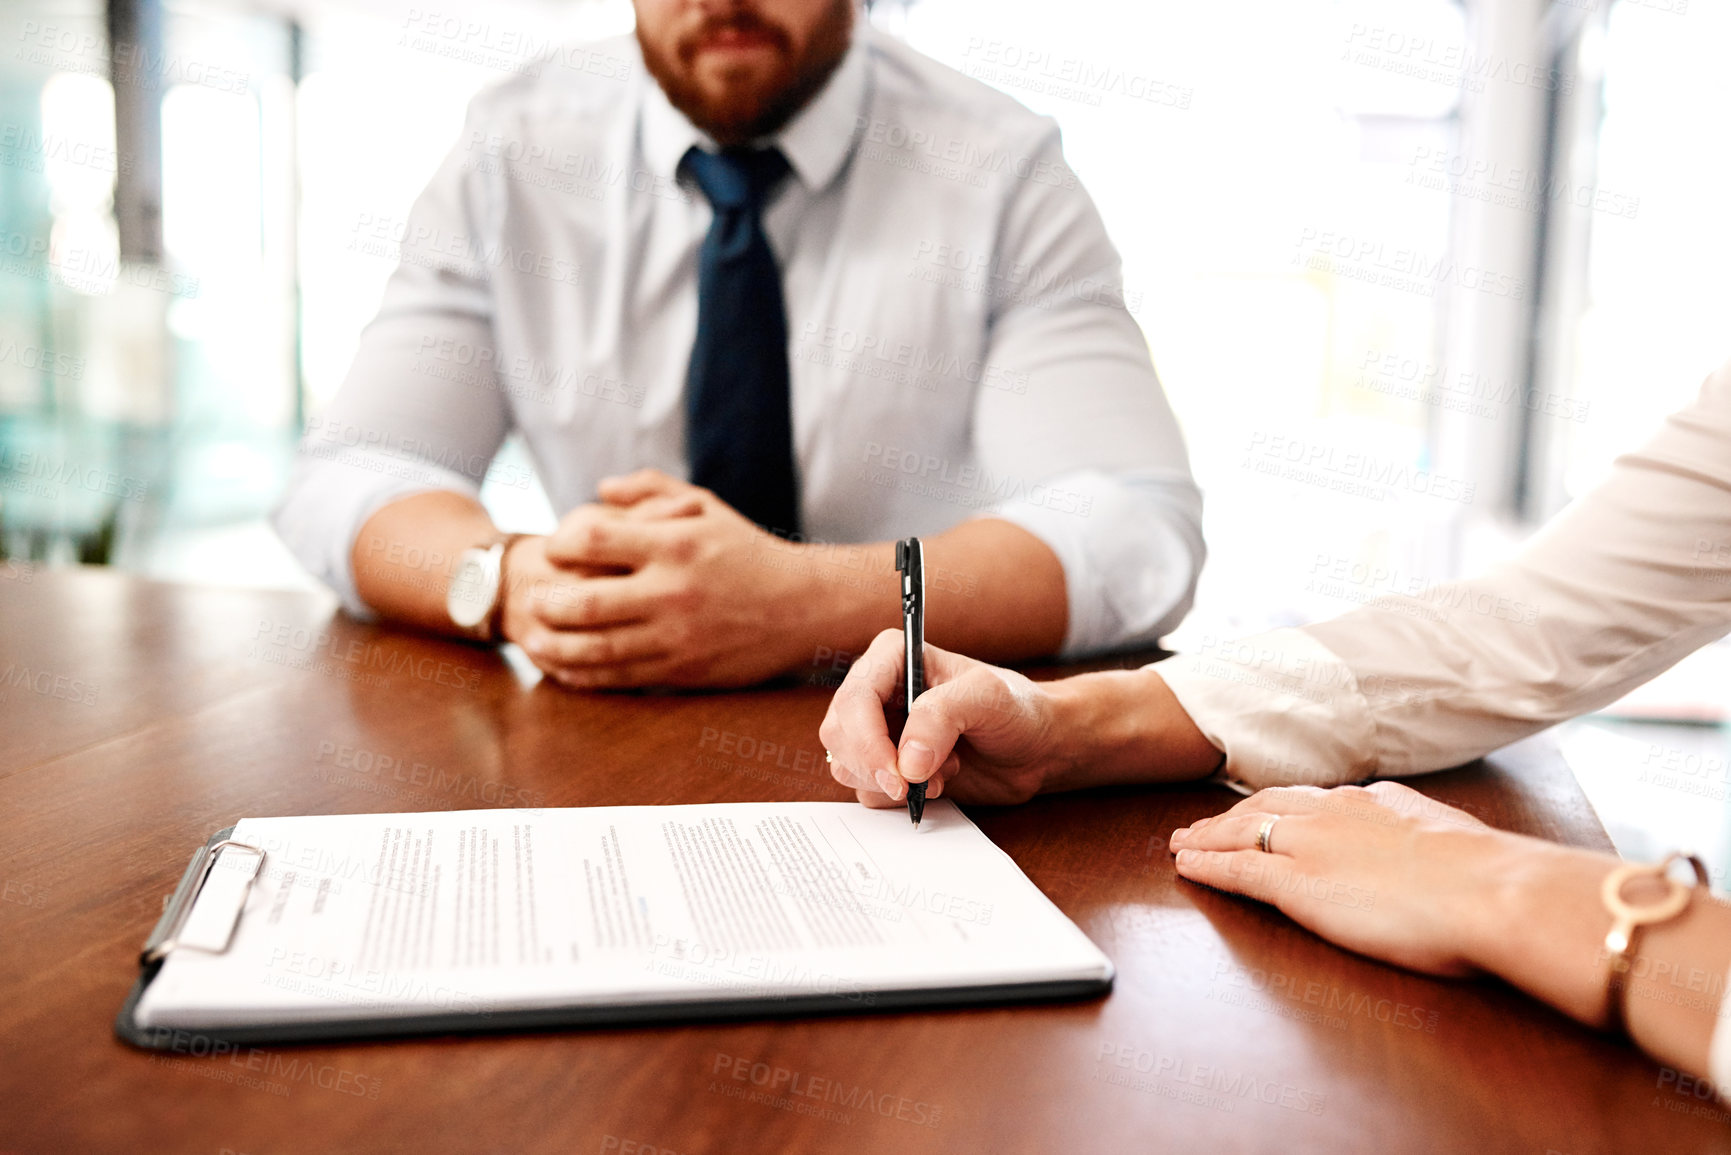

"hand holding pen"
[819,628,1066,809]
[821,537,1080,810]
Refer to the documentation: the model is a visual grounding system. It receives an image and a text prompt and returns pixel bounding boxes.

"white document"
[134,801,1112,1031]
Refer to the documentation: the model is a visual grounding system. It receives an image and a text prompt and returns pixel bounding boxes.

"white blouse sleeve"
[1156,357,1731,790]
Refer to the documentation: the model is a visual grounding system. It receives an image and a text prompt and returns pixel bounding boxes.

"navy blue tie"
[681,145,801,538]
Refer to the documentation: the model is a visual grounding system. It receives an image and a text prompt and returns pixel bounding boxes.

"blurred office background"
[2,1,1728,859]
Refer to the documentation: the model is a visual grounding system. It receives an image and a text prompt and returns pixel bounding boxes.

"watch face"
[447,550,497,629]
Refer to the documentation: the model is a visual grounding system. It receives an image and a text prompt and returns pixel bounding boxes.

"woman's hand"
[819,631,1230,808]
[1169,781,1507,977]
[818,629,1064,807]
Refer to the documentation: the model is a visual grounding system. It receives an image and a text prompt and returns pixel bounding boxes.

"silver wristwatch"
[446,540,508,640]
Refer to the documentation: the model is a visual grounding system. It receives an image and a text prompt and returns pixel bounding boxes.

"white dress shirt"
[1156,355,1731,1092]
[272,21,1204,656]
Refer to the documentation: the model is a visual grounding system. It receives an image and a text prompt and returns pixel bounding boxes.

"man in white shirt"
[273,0,1204,689]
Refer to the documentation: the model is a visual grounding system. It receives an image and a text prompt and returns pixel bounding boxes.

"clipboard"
[114,820,1113,1050]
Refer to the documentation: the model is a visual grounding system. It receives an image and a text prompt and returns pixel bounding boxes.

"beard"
[637,1,855,146]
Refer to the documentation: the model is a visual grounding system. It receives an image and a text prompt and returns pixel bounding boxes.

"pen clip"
[896,537,921,615]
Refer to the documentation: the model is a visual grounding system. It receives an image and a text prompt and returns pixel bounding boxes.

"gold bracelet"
[1601,851,1709,1037]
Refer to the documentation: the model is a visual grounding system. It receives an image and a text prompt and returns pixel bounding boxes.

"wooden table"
[1,567,1724,1155]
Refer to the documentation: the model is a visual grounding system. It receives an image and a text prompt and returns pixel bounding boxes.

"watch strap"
[484,533,530,644]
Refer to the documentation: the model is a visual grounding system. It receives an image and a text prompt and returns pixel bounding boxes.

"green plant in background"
[0,501,120,565]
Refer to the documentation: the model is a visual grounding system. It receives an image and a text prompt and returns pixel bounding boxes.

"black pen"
[895,537,927,828]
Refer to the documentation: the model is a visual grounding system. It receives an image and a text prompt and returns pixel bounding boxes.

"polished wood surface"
[1,567,1723,1154]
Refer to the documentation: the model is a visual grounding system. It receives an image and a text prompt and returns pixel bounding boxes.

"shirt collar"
[771,25,868,192]
[639,62,707,185]
[638,19,869,194]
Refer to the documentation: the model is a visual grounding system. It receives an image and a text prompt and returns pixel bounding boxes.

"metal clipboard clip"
[140,839,266,965]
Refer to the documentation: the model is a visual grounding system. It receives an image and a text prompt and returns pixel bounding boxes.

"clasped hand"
[500,469,813,689]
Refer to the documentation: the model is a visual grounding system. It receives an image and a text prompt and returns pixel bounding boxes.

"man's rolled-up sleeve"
[272,99,510,618]
[971,121,1203,656]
